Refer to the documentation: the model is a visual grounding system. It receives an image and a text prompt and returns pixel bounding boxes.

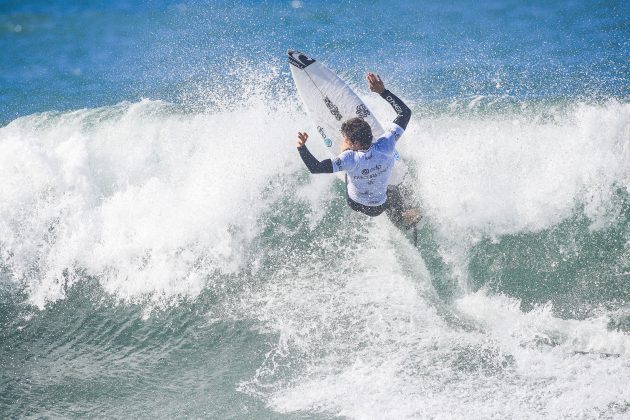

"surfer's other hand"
[367,72,385,94]
[297,131,309,147]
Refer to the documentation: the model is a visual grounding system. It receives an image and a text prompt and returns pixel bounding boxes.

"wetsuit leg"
[385,184,420,229]
[385,185,405,228]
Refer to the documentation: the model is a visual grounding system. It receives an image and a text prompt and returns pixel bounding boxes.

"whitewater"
[2,76,629,417]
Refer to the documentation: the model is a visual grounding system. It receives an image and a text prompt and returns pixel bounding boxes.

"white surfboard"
[288,50,407,186]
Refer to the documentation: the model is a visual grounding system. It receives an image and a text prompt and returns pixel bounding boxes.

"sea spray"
[0,94,307,308]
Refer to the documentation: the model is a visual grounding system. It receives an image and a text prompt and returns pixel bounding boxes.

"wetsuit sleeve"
[380,89,411,130]
[297,146,333,174]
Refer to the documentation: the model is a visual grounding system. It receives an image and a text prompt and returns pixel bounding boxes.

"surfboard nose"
[288,50,315,69]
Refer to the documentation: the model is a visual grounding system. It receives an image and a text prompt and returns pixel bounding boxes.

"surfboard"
[288,50,407,186]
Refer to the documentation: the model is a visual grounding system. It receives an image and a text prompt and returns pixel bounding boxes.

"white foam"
[237,223,630,418]
[410,99,628,233]
[2,82,629,418]
[396,100,630,286]
[0,95,308,307]
[233,97,630,418]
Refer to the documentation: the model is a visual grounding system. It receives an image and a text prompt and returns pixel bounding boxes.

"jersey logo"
[334,158,342,168]
[324,138,333,147]
[356,104,370,118]
[288,50,316,69]
[324,96,342,121]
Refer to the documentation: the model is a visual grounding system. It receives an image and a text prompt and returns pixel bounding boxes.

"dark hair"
[341,117,373,148]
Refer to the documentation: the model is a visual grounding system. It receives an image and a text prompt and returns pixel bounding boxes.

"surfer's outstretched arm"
[381,89,411,129]
[296,132,333,174]
[367,72,412,130]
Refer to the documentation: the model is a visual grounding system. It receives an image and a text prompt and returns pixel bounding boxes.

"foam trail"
[236,219,630,419]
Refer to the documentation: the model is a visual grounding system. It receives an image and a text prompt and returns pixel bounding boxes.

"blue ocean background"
[2,0,627,122]
[1,1,629,418]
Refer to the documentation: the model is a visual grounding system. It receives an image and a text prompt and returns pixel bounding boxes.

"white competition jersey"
[331,124,404,206]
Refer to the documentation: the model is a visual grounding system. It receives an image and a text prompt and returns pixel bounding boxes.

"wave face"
[1,0,629,418]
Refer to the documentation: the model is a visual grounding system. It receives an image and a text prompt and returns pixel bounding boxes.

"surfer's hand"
[367,72,385,94]
[297,132,308,147]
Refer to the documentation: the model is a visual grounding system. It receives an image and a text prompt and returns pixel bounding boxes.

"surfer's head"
[341,117,373,149]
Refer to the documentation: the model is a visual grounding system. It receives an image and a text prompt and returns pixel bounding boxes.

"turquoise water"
[1,1,629,418]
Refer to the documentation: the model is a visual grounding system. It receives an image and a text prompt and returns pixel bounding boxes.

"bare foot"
[401,208,421,227]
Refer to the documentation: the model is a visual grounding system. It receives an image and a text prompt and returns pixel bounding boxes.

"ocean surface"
[1,0,629,418]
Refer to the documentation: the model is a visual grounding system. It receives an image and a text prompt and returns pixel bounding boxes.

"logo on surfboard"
[317,126,326,138]
[356,104,370,118]
[317,126,333,147]
[324,96,342,121]
[288,50,316,69]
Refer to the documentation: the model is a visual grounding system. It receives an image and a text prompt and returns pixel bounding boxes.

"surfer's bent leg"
[385,186,405,227]
[297,145,333,174]
[385,184,421,228]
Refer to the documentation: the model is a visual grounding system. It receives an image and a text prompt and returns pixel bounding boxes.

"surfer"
[297,72,419,227]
